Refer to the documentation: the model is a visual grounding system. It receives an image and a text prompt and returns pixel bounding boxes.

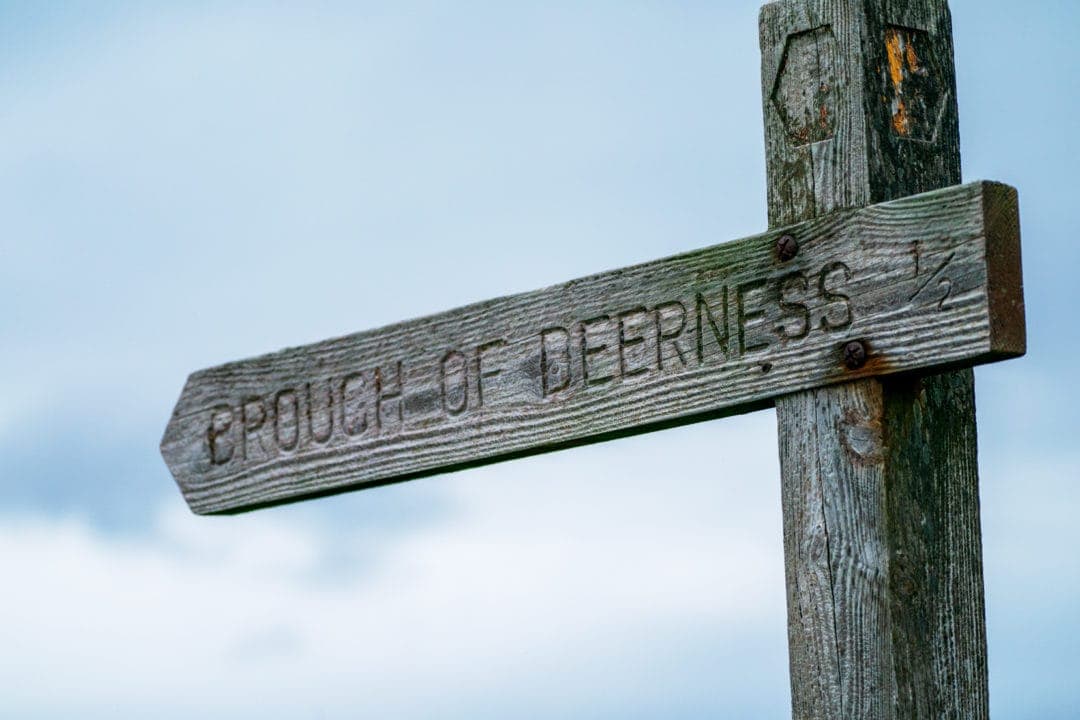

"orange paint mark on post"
[886,28,912,137]
[905,40,921,73]
[886,28,905,89]
[893,97,910,136]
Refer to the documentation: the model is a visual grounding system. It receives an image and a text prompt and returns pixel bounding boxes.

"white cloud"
[0,412,792,719]
[3,417,1075,718]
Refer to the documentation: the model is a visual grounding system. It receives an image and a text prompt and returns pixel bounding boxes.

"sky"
[1,1,1077,717]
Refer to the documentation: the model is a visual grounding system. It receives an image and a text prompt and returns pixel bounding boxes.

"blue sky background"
[1,1,1077,717]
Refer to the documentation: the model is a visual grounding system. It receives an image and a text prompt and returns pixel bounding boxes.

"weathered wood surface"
[777,373,992,718]
[161,180,1023,514]
[761,0,1012,717]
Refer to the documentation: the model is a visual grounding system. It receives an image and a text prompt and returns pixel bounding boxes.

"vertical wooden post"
[760,1,990,718]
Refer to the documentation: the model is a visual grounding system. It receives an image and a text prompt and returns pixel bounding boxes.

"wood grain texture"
[161,181,1022,514]
[761,0,1011,717]
[777,372,992,718]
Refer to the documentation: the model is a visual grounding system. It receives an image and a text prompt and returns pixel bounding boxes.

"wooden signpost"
[162,182,1021,516]
[162,0,1025,716]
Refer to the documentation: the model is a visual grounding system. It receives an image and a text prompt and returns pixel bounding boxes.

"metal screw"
[843,340,868,370]
[776,234,799,262]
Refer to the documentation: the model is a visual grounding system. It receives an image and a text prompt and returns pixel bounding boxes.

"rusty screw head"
[776,234,799,262]
[843,340,868,370]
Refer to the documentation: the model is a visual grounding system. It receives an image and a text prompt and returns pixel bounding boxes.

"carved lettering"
[440,350,469,416]
[274,390,300,451]
[540,327,571,398]
[776,271,811,340]
[936,278,952,311]
[617,307,652,379]
[306,379,334,445]
[199,260,867,469]
[818,261,853,331]
[696,289,730,364]
[341,373,367,437]
[655,301,688,371]
[375,362,404,432]
[207,405,235,465]
[737,279,771,355]
[909,241,956,312]
[240,397,267,462]
[476,340,506,407]
[579,316,616,388]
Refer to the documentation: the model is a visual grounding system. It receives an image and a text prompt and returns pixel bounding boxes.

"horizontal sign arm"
[161,181,1024,514]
